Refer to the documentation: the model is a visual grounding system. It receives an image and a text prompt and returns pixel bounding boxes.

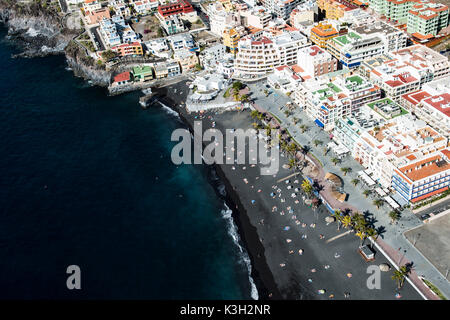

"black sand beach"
[152,81,422,300]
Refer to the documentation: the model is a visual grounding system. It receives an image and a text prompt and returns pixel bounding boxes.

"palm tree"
[301,179,313,196]
[351,178,359,186]
[355,226,368,246]
[323,146,328,155]
[389,210,400,224]
[373,199,384,210]
[331,157,340,166]
[363,189,371,198]
[366,227,378,249]
[299,124,308,133]
[341,215,352,229]
[313,139,323,147]
[288,158,296,170]
[352,212,367,231]
[250,110,259,119]
[300,145,310,159]
[340,167,351,176]
[392,265,410,289]
[332,210,342,230]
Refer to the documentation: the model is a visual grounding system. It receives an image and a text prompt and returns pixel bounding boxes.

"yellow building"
[310,23,339,48]
[223,27,240,54]
[318,0,360,20]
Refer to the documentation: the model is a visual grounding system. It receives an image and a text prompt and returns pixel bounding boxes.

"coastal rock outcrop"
[0,1,76,57]
[0,0,111,86]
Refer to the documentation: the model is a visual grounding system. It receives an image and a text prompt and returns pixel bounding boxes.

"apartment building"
[145,38,171,58]
[299,77,352,131]
[335,75,382,113]
[157,0,195,19]
[317,0,359,20]
[130,0,158,15]
[261,0,302,20]
[366,45,450,101]
[407,1,449,37]
[174,49,199,72]
[99,17,122,47]
[223,27,242,54]
[392,148,449,203]
[242,7,272,29]
[327,20,407,69]
[110,0,132,18]
[310,23,339,48]
[85,8,111,25]
[200,44,227,70]
[353,114,448,191]
[297,45,338,79]
[111,41,143,57]
[159,15,186,35]
[402,77,450,138]
[234,31,309,77]
[167,33,195,51]
[289,0,318,29]
[207,1,240,36]
[369,0,449,37]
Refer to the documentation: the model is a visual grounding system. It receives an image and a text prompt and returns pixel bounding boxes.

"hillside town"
[52,0,450,299]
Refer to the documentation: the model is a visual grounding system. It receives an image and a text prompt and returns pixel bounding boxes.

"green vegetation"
[101,50,119,62]
[392,265,410,290]
[373,199,384,210]
[422,279,447,300]
[340,167,351,176]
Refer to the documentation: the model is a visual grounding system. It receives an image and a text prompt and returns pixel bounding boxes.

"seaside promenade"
[245,80,450,299]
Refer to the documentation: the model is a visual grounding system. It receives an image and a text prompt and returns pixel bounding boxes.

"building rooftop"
[333,32,361,45]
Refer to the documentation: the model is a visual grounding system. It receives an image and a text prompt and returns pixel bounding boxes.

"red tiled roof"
[398,154,449,181]
[423,93,450,117]
[402,90,432,105]
[114,72,131,83]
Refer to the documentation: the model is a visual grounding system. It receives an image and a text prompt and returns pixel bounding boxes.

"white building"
[234,30,309,77]
[267,65,302,94]
[297,45,337,79]
[200,44,227,70]
[145,38,171,58]
[167,33,195,51]
[130,0,158,15]
[207,2,241,36]
[262,0,302,20]
[402,77,450,138]
[289,0,317,29]
[241,6,272,29]
[367,45,450,102]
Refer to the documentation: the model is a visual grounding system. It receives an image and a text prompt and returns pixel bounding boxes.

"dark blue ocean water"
[0,28,253,299]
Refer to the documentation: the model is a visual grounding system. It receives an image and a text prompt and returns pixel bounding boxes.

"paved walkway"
[247,80,450,299]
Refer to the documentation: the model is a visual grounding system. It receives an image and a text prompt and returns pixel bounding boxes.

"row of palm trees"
[331,210,378,248]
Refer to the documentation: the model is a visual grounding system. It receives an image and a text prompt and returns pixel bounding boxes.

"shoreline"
[155,86,283,300]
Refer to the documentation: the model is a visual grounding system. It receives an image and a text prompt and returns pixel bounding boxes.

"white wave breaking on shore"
[221,204,259,300]
[157,101,181,119]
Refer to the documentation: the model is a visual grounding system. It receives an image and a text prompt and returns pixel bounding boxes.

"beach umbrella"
[325,216,335,223]
[379,263,391,272]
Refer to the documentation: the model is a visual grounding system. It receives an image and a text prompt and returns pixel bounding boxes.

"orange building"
[310,23,339,48]
[111,42,143,57]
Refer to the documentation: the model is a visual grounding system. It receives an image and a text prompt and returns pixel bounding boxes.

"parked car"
[420,213,430,221]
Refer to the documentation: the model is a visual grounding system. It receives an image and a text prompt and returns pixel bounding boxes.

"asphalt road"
[417,199,450,217]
